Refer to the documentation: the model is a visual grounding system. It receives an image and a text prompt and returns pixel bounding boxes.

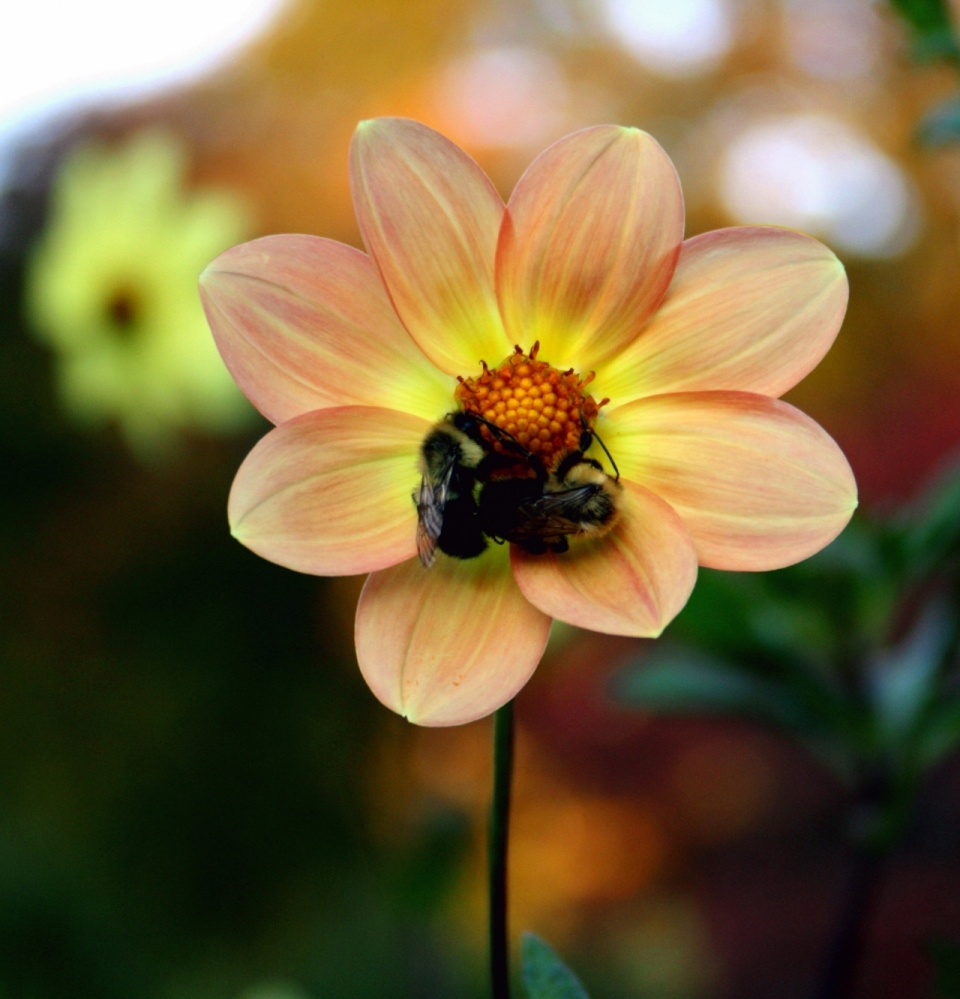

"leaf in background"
[887,0,960,60]
[668,566,835,674]
[670,522,896,679]
[915,697,960,769]
[388,804,470,914]
[522,934,589,999]
[898,454,960,579]
[611,642,820,734]
[867,598,952,744]
[928,939,960,997]
[919,94,960,145]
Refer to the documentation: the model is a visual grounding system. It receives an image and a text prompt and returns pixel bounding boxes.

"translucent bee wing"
[500,485,603,546]
[415,478,447,567]
[502,516,581,546]
[524,484,600,522]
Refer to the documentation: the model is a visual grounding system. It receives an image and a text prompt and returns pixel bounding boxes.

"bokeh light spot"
[719,113,919,258]
[782,0,882,80]
[431,47,569,149]
[0,0,288,148]
[602,0,735,77]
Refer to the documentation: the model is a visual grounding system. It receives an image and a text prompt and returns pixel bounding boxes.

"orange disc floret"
[455,343,606,469]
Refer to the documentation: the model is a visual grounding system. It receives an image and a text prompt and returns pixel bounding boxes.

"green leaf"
[899,454,960,579]
[928,938,960,997]
[915,697,960,769]
[887,0,960,60]
[611,643,818,734]
[919,95,960,145]
[522,933,589,999]
[669,522,897,672]
[867,600,950,743]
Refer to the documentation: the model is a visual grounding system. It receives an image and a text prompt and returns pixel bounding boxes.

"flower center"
[104,283,143,339]
[455,342,607,470]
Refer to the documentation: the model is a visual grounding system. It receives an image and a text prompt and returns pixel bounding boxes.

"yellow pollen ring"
[455,342,607,468]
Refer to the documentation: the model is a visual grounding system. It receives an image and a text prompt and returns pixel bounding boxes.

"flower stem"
[489,700,515,999]
[813,844,886,999]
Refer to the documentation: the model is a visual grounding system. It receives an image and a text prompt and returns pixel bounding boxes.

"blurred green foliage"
[0,208,479,998]
[615,456,960,853]
[521,934,589,999]
[888,0,959,60]
[928,939,960,997]
[886,0,960,145]
[917,96,960,145]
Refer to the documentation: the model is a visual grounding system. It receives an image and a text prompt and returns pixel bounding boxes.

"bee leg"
[518,538,548,555]
[476,451,516,479]
[438,493,488,559]
[438,524,487,559]
[547,537,569,554]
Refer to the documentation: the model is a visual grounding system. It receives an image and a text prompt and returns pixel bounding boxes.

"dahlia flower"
[27,130,254,454]
[200,118,856,727]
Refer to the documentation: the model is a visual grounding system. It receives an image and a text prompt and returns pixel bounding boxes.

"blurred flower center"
[455,343,606,467]
[105,283,143,337]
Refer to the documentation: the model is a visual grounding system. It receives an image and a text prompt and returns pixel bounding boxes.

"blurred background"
[4,0,960,997]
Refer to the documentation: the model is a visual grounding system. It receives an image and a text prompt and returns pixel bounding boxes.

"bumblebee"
[478,428,622,555]
[414,412,526,566]
[416,413,621,565]
[415,413,488,567]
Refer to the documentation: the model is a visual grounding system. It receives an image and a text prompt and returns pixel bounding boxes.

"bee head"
[558,458,606,489]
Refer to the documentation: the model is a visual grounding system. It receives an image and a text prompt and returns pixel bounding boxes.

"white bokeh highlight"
[431,47,569,149]
[602,0,735,77]
[782,0,882,80]
[719,114,919,258]
[1,0,286,140]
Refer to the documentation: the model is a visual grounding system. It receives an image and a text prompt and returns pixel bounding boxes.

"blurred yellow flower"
[26,129,255,454]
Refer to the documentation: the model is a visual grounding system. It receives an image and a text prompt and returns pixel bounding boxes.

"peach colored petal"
[597,227,849,406]
[200,235,453,425]
[511,481,698,637]
[496,125,684,371]
[350,118,510,376]
[229,406,428,576]
[603,392,857,571]
[355,546,551,726]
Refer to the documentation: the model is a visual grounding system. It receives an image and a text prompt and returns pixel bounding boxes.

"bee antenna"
[474,414,533,458]
[592,427,620,482]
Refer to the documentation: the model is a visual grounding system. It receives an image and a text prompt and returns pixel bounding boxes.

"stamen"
[454,347,605,468]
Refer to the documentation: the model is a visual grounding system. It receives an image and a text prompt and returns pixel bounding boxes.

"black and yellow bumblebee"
[415,412,529,566]
[415,413,621,566]
[477,427,622,555]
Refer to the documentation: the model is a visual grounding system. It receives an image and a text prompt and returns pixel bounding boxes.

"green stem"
[489,700,515,999]
[813,843,887,999]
